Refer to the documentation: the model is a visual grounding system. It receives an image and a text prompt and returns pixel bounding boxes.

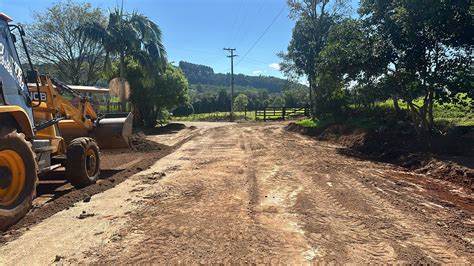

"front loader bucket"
[94,112,133,149]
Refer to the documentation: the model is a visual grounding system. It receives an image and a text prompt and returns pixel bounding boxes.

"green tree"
[360,0,473,133]
[26,1,106,85]
[79,6,166,110]
[283,82,309,107]
[234,94,249,111]
[269,95,286,107]
[113,61,188,127]
[279,0,348,116]
[178,61,292,93]
[173,103,194,116]
[319,19,390,110]
[216,89,230,111]
[153,65,189,112]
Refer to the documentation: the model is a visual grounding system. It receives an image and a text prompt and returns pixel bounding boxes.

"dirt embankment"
[286,123,474,190]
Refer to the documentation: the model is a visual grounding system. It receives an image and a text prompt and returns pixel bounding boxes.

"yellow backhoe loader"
[0,13,132,230]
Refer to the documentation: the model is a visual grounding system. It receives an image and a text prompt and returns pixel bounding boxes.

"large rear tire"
[66,137,100,188]
[0,127,37,232]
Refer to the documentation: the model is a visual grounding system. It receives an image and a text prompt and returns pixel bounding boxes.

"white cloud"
[268,63,281,70]
[252,70,267,75]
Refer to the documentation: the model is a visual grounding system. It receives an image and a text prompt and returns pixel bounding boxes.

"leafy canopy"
[78,7,166,77]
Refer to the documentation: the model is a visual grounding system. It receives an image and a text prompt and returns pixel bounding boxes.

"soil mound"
[130,134,168,152]
[416,159,474,188]
[142,123,187,135]
[286,122,474,189]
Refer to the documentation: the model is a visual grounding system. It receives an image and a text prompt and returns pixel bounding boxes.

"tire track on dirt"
[3,122,472,264]
[323,167,470,264]
[77,125,308,264]
[271,125,471,263]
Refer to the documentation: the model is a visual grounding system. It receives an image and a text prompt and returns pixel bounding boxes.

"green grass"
[173,107,308,122]
[295,118,318,128]
[296,94,473,129]
[377,94,473,127]
[172,111,256,121]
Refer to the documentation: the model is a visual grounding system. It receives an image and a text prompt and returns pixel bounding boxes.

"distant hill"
[178,61,293,94]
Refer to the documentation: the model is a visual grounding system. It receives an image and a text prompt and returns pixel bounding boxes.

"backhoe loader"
[0,13,133,230]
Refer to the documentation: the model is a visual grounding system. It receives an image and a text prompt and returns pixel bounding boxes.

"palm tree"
[78,6,166,110]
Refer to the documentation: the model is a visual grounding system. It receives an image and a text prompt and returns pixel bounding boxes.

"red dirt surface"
[286,122,474,190]
[0,124,192,241]
[0,122,472,264]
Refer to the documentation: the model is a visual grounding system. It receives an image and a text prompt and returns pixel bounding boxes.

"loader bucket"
[94,112,133,149]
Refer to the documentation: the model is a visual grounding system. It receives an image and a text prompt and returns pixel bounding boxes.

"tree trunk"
[392,95,400,114]
[308,77,314,117]
[427,90,434,130]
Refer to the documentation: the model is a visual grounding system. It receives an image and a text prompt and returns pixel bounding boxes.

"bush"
[173,103,194,116]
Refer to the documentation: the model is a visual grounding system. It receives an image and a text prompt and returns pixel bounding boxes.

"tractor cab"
[0,13,35,136]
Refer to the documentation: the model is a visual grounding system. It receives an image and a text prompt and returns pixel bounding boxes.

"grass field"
[172,107,307,122]
[376,95,473,127]
[296,96,473,129]
[172,111,256,121]
[172,95,472,127]
[295,118,318,127]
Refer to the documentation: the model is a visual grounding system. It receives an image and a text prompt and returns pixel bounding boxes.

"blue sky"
[1,0,358,79]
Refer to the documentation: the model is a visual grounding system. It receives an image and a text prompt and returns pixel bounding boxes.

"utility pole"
[224,48,237,122]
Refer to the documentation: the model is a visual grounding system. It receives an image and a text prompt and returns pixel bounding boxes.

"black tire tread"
[66,137,100,188]
[0,126,37,232]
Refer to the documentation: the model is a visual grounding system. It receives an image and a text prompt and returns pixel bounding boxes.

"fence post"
[283,107,286,120]
[244,107,247,120]
[264,108,266,122]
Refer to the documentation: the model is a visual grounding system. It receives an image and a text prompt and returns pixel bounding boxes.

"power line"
[235,0,268,48]
[225,0,245,47]
[236,5,286,66]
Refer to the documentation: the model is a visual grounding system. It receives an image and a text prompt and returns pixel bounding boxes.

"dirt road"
[0,122,472,264]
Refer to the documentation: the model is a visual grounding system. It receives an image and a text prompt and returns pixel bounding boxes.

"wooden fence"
[99,102,132,113]
[255,106,309,121]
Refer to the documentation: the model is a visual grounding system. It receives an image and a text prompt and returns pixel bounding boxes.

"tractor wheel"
[0,127,37,231]
[66,137,100,188]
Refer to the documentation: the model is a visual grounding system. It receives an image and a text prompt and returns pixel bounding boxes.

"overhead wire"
[230,0,252,47]
[225,0,245,48]
[235,0,267,48]
[235,4,286,67]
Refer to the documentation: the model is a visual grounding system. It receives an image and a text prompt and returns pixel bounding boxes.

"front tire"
[0,127,37,232]
[66,138,100,188]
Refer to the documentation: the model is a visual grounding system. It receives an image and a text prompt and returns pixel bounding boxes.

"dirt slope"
[0,122,472,264]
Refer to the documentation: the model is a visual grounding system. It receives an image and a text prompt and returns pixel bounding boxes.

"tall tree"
[279,0,348,116]
[360,0,473,133]
[25,1,106,85]
[123,61,189,127]
[319,19,391,109]
[79,6,167,109]
[234,94,249,111]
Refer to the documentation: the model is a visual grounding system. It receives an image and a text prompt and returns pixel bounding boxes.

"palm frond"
[77,21,109,44]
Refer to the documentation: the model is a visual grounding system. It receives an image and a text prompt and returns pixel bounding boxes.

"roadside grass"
[172,107,308,122]
[295,118,318,127]
[296,94,473,129]
[172,111,256,121]
[377,94,473,127]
